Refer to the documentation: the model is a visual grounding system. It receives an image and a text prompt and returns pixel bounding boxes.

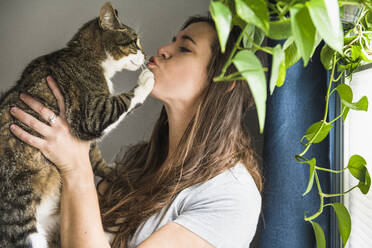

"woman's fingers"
[19,93,61,126]
[10,107,51,137]
[10,124,46,150]
[46,76,66,119]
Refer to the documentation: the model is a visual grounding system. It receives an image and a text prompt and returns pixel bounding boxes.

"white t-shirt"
[121,162,262,248]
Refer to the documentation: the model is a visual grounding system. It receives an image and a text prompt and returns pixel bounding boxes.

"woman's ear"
[99,2,121,30]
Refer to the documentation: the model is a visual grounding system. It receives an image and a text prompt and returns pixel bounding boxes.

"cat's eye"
[179,47,191,53]
[118,38,137,47]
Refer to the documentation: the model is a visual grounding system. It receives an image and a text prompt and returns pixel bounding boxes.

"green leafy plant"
[209,0,371,247]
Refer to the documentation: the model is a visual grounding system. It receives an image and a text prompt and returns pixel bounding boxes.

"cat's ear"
[99,2,121,30]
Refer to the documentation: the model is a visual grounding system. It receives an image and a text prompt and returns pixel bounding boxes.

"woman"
[9,14,263,248]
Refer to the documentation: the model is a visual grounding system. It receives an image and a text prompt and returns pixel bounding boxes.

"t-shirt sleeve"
[172,181,262,248]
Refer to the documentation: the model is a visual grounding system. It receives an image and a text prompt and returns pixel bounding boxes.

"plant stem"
[321,185,359,197]
[298,52,337,157]
[344,24,364,49]
[268,3,281,16]
[315,166,347,173]
[329,107,346,124]
[304,172,324,221]
[214,68,268,82]
[244,35,273,55]
[218,24,250,78]
[334,70,345,82]
[322,53,338,121]
[213,76,248,82]
[278,3,290,19]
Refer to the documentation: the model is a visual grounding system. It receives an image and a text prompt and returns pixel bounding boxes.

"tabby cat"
[0,2,154,247]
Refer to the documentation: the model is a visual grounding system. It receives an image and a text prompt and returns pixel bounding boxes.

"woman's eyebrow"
[172,34,197,46]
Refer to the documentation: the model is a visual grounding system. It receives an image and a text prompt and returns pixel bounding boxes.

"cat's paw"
[137,68,155,92]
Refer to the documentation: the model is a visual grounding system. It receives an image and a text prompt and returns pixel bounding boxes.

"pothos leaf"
[329,203,351,247]
[310,221,326,248]
[210,1,232,53]
[232,50,267,133]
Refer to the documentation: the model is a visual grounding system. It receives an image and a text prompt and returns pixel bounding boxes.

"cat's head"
[67,2,145,72]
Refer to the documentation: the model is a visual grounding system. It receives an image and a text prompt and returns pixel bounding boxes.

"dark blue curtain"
[256,40,330,247]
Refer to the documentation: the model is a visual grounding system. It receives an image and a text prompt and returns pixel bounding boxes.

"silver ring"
[48,114,57,125]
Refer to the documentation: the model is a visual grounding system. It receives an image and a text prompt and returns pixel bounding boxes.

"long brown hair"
[98,14,263,247]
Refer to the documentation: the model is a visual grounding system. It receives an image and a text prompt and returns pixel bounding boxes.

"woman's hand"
[9,76,92,177]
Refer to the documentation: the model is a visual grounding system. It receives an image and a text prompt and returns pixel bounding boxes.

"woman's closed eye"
[179,47,191,53]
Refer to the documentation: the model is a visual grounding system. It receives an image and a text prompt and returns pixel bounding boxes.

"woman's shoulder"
[190,161,260,193]
[172,161,262,247]
[179,161,262,208]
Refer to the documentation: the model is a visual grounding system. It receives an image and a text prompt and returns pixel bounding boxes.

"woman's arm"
[9,76,110,248]
[61,161,110,248]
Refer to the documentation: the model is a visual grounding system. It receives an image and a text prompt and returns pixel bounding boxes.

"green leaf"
[242,23,256,49]
[365,11,372,29]
[290,4,317,66]
[310,221,326,248]
[354,96,369,111]
[253,27,266,47]
[335,84,353,103]
[329,203,351,247]
[306,0,344,54]
[311,31,323,58]
[362,0,372,11]
[241,23,265,52]
[303,158,316,196]
[276,62,286,87]
[269,44,286,94]
[342,96,369,111]
[304,121,333,143]
[344,35,357,45]
[347,154,371,194]
[335,84,368,121]
[210,1,232,53]
[342,107,350,122]
[232,50,267,133]
[360,48,372,63]
[234,0,269,34]
[283,37,301,68]
[338,58,361,72]
[232,15,247,30]
[268,18,291,40]
[350,45,372,63]
[351,45,361,60]
[320,44,335,70]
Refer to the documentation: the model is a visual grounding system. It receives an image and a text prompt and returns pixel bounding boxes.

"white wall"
[344,65,372,248]
[0,0,262,163]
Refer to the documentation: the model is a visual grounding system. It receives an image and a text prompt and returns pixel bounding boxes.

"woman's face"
[148,22,216,106]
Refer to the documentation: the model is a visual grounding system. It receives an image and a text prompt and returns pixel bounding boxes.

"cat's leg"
[74,69,154,140]
[89,142,114,180]
[101,69,155,136]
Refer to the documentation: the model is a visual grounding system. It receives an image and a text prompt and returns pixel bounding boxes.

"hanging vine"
[210,0,371,247]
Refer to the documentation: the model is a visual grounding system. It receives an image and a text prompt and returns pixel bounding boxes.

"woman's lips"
[146,56,158,67]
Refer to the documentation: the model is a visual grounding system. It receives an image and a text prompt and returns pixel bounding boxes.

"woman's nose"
[157,44,171,60]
